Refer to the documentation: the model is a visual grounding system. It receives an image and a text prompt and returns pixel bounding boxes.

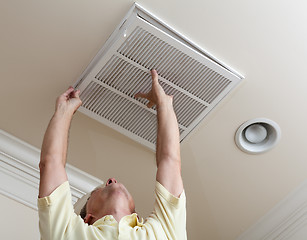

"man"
[38,69,187,240]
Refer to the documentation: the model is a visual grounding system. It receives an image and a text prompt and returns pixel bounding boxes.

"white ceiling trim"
[0,129,103,210]
[237,180,307,240]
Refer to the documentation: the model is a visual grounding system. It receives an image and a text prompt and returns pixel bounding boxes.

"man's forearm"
[40,111,72,168]
[39,87,81,198]
[155,96,183,197]
[156,98,181,166]
[135,69,183,196]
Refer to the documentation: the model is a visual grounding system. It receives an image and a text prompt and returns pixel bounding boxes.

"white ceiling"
[1,0,307,239]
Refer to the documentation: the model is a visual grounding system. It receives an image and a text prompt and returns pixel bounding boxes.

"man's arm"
[39,87,82,198]
[136,70,183,197]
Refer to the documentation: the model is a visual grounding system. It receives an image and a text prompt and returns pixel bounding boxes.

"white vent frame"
[74,3,244,150]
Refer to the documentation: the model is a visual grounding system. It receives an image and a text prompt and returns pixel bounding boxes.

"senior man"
[38,69,187,240]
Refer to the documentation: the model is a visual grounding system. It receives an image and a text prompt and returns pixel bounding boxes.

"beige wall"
[0,194,40,239]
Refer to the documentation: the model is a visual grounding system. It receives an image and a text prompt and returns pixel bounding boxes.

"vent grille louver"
[74,4,243,150]
[118,27,232,104]
[94,55,207,128]
[81,82,158,144]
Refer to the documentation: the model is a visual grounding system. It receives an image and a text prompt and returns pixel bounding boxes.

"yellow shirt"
[38,181,186,240]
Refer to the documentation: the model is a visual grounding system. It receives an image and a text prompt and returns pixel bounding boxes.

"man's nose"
[106,178,117,186]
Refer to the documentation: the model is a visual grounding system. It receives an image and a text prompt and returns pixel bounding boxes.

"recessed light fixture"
[235,118,281,154]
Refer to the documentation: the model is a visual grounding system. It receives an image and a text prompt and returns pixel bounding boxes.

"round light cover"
[245,124,267,143]
[235,118,281,154]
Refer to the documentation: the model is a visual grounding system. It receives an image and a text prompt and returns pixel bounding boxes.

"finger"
[135,92,147,99]
[147,102,154,108]
[71,89,81,98]
[151,69,159,84]
[75,89,81,98]
[63,86,75,97]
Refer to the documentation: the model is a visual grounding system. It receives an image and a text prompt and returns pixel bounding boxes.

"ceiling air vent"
[74,3,244,150]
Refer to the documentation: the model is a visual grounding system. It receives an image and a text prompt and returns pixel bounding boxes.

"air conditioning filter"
[74,3,244,150]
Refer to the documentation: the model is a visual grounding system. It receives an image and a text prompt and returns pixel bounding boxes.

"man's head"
[80,178,135,225]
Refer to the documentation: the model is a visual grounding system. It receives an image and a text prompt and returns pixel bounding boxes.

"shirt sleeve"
[37,181,81,240]
[149,181,187,240]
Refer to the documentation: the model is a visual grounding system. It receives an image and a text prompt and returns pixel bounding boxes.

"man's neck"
[98,206,132,223]
[110,210,131,222]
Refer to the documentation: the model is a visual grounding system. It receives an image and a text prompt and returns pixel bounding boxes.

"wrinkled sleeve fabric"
[145,181,187,240]
[37,181,81,240]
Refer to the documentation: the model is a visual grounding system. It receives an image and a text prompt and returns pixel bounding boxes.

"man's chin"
[104,184,130,201]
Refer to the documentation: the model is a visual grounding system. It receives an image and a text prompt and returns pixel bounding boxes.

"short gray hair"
[80,201,88,219]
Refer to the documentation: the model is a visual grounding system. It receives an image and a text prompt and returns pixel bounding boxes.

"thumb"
[135,92,147,99]
[146,102,154,108]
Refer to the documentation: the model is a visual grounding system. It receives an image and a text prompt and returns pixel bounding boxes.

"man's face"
[86,178,135,218]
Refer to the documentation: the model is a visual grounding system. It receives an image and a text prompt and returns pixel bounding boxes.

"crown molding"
[237,180,307,240]
[0,129,103,210]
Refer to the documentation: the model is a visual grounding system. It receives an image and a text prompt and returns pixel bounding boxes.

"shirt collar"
[93,213,143,228]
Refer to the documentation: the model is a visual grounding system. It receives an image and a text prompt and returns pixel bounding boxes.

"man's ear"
[84,213,94,225]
